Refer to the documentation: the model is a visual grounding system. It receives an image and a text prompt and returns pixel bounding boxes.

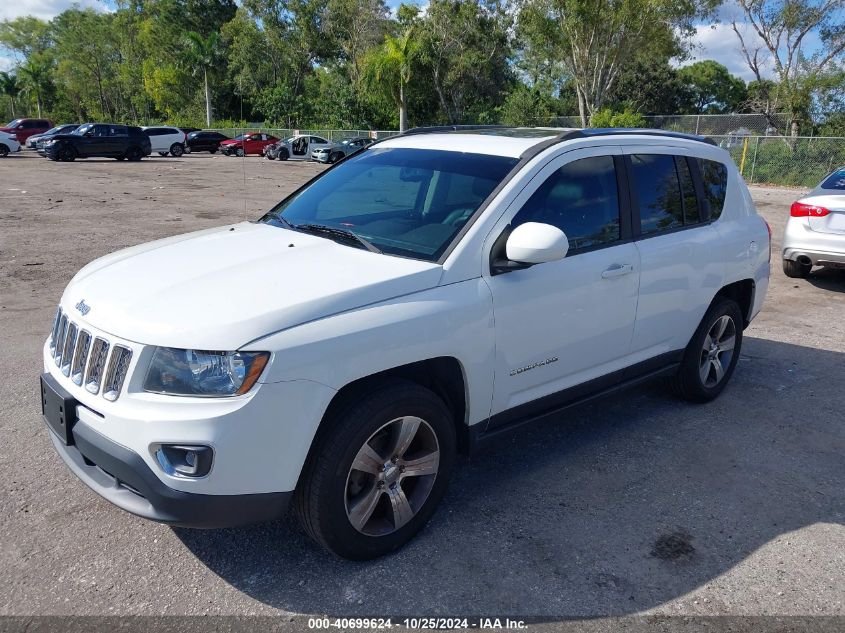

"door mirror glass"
[506,222,569,264]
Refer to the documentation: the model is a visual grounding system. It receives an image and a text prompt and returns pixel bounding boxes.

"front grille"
[49,309,132,401]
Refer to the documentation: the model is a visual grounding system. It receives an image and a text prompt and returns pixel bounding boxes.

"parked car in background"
[27,124,81,149]
[782,167,845,278]
[185,130,230,153]
[142,126,187,157]
[263,137,291,160]
[311,136,374,164]
[220,132,278,156]
[0,118,52,145]
[41,123,151,161]
[40,127,769,560]
[0,130,21,157]
[265,134,331,161]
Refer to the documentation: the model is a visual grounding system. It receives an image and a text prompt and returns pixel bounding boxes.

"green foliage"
[677,61,746,114]
[498,85,561,126]
[589,108,647,128]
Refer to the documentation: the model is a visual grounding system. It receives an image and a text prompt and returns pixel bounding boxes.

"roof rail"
[568,127,717,146]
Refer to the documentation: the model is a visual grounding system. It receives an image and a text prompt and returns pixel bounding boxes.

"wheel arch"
[319,357,470,455]
[715,278,755,328]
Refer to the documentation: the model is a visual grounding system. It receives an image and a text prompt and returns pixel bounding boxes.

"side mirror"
[506,222,569,264]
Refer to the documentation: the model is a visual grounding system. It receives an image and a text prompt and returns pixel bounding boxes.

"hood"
[61,222,443,350]
[46,133,80,141]
[220,139,241,145]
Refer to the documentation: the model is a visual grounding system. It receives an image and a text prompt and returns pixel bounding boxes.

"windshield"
[74,124,93,135]
[43,126,63,135]
[4,119,22,128]
[820,168,845,191]
[262,147,518,261]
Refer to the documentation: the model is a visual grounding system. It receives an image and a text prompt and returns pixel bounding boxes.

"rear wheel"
[126,146,143,161]
[783,258,811,278]
[209,148,217,154]
[295,380,455,560]
[671,298,743,402]
[0,144,8,158]
[329,151,344,164]
[169,143,184,157]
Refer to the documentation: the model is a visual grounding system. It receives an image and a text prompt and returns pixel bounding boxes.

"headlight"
[143,348,269,397]
[44,139,56,145]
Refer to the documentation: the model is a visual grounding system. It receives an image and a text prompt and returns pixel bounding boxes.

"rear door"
[624,148,724,360]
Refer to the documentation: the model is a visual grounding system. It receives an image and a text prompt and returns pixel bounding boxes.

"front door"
[485,147,641,424]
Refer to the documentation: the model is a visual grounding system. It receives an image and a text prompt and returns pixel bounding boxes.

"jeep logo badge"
[75,299,91,316]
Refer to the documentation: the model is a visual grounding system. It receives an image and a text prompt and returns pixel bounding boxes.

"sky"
[0,0,824,83]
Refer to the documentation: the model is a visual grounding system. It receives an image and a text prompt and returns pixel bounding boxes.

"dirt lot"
[0,151,843,619]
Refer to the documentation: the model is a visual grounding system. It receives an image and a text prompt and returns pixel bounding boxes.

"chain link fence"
[207,121,842,188]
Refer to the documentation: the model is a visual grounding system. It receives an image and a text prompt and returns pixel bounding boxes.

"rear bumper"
[783,217,845,266]
[48,420,291,528]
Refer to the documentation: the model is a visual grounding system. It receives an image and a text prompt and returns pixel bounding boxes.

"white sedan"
[0,130,21,157]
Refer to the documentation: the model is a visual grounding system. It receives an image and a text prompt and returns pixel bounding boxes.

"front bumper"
[47,415,291,528]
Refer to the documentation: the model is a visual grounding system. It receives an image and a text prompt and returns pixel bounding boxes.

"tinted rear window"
[698,159,728,219]
[630,154,684,234]
[820,169,845,190]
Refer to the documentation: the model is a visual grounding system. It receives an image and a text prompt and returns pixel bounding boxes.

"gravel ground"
[0,151,843,619]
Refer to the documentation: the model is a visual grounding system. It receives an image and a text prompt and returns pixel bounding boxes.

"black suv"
[41,123,152,162]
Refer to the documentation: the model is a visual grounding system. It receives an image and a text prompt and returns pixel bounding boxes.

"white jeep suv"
[40,127,770,559]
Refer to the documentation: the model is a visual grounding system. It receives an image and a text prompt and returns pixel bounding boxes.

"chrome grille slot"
[71,330,92,385]
[102,345,132,401]
[49,308,62,354]
[54,314,68,365]
[85,338,110,395]
[61,322,78,376]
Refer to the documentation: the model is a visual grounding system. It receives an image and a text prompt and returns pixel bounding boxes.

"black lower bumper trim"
[49,421,291,529]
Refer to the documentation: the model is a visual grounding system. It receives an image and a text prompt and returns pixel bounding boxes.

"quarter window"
[677,157,700,225]
[511,155,621,251]
[630,154,684,235]
[698,159,728,219]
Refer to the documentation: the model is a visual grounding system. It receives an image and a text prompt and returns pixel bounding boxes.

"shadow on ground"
[174,336,843,617]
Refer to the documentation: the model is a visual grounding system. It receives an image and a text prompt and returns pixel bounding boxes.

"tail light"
[791,201,830,217]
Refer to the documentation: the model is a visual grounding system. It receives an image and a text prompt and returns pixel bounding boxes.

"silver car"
[782,167,845,278]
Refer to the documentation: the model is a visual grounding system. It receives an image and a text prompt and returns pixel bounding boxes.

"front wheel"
[0,144,8,158]
[158,152,169,157]
[209,148,217,154]
[671,298,743,402]
[329,151,344,164]
[58,145,76,162]
[169,143,184,157]
[783,258,811,278]
[295,380,455,560]
[235,147,245,157]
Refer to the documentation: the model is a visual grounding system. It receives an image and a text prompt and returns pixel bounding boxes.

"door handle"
[601,263,634,279]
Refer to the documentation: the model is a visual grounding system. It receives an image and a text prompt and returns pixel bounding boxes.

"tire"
[670,297,743,402]
[115,156,125,161]
[783,258,811,278]
[126,147,143,161]
[183,146,191,154]
[169,143,184,157]
[295,379,456,560]
[0,144,8,158]
[329,151,343,164]
[279,148,289,161]
[158,152,169,157]
[266,153,276,160]
[58,145,76,162]
[235,147,245,157]
[209,148,217,154]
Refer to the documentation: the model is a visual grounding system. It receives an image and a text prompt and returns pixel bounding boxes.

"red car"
[220,132,279,156]
[0,118,52,144]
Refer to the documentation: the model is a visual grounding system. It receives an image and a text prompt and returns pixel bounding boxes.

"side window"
[110,125,128,136]
[312,136,328,144]
[677,157,700,225]
[698,159,728,219]
[630,154,684,235]
[512,155,621,251]
[93,124,110,137]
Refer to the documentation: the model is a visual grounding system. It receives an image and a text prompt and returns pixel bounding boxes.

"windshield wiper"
[294,223,382,254]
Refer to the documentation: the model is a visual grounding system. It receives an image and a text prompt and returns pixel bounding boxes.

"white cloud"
[678,22,774,82]
[0,55,15,72]
[0,0,110,22]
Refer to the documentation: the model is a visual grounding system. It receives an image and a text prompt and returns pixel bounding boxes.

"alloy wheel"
[344,416,440,536]
[699,314,736,388]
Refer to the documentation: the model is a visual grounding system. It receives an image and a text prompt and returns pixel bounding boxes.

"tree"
[18,54,53,117]
[498,84,561,125]
[0,71,22,118]
[362,28,419,131]
[677,60,747,113]
[732,0,845,135]
[183,31,222,126]
[519,0,714,126]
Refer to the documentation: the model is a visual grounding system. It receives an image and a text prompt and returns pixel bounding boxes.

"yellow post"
[739,136,749,176]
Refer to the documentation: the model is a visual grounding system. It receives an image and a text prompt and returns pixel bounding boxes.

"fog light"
[154,444,213,478]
